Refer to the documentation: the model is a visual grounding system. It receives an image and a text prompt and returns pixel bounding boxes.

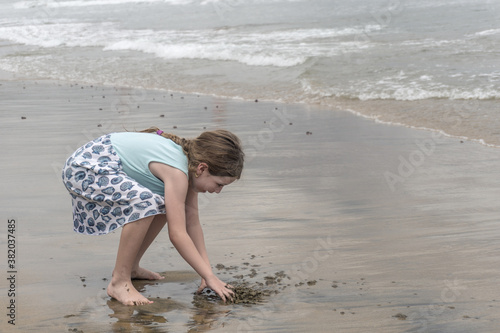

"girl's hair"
[139,127,244,179]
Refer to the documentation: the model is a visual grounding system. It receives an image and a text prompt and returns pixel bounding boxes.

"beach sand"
[1,75,499,332]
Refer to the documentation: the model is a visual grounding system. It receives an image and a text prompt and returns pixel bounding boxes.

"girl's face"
[192,163,236,194]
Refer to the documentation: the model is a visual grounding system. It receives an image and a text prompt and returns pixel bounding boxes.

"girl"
[62,127,244,306]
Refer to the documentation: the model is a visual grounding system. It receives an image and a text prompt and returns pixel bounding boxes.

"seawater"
[0,0,499,145]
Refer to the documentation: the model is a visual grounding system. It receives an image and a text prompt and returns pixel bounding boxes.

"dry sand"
[1,74,500,332]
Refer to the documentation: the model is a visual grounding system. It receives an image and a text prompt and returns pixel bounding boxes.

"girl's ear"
[197,163,208,174]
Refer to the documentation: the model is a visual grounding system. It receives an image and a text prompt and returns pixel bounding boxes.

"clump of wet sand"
[195,281,273,305]
[194,263,290,306]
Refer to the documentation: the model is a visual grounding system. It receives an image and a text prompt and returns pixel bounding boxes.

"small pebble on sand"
[393,313,407,320]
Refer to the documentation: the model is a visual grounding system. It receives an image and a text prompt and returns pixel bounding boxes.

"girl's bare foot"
[131,266,165,280]
[107,278,153,306]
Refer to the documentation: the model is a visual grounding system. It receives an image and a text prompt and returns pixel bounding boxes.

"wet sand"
[1,75,500,332]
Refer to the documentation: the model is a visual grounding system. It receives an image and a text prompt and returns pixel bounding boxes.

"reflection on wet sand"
[107,298,175,331]
[64,263,291,332]
[65,270,240,332]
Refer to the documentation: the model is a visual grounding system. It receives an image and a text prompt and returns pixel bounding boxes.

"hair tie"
[156,130,164,135]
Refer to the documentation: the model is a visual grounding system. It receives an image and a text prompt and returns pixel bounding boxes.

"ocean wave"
[0,22,116,48]
[201,0,305,3]
[229,25,381,42]
[474,28,500,36]
[104,40,307,66]
[12,0,192,9]
[0,21,373,67]
[13,0,305,9]
[357,87,500,101]
[400,38,465,48]
[404,0,494,10]
[300,78,500,102]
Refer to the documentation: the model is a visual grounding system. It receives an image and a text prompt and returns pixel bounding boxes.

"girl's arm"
[149,162,233,301]
[184,188,212,292]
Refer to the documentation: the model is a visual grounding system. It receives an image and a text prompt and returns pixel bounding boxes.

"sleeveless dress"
[61,132,188,235]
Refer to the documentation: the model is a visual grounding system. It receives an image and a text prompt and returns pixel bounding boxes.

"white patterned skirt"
[61,134,165,235]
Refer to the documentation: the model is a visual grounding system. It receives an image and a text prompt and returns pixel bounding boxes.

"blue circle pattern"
[62,134,166,235]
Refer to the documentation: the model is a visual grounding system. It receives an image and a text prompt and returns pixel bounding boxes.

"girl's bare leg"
[131,214,167,280]
[107,216,156,305]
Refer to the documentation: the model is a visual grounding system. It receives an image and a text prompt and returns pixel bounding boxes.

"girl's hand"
[204,275,234,302]
[196,278,207,294]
